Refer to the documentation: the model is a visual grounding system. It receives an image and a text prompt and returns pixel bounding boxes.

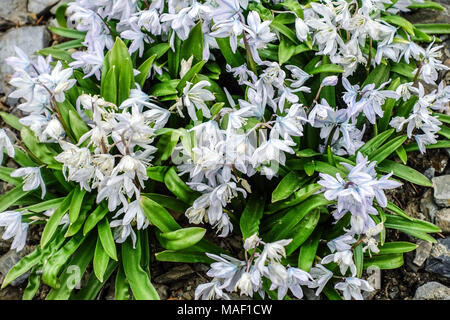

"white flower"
[308,264,333,296]
[195,279,230,300]
[322,250,356,276]
[255,239,292,271]
[11,167,46,198]
[0,129,15,164]
[334,277,374,300]
[110,219,137,248]
[183,81,215,120]
[321,76,338,87]
[295,18,309,42]
[0,211,28,251]
[244,233,261,251]
[115,199,148,230]
[38,61,76,102]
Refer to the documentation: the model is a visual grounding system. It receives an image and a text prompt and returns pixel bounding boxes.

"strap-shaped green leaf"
[377,159,432,187]
[122,237,159,300]
[240,194,265,240]
[158,227,206,251]
[93,237,110,282]
[272,171,307,203]
[163,167,200,205]
[69,187,86,223]
[298,228,322,272]
[363,253,404,270]
[97,218,118,261]
[42,233,85,288]
[140,196,180,232]
[83,203,109,235]
[285,209,321,255]
[41,190,74,248]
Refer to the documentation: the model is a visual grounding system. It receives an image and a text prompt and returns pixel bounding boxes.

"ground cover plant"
[0,0,449,300]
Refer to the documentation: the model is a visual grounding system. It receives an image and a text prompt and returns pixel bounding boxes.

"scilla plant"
[0,0,449,300]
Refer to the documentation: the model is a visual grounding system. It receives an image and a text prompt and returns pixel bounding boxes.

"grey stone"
[413,240,433,267]
[28,0,61,16]
[154,264,195,284]
[425,238,450,278]
[154,283,169,300]
[436,208,450,234]
[432,175,450,207]
[0,250,29,286]
[0,26,51,94]
[0,0,30,31]
[414,282,450,300]
[419,190,438,221]
[424,168,435,181]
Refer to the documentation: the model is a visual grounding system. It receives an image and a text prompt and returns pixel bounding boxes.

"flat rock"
[432,175,450,207]
[436,208,450,234]
[414,282,450,300]
[0,250,29,286]
[425,238,450,278]
[154,264,195,284]
[413,240,433,267]
[0,0,30,31]
[0,26,51,94]
[28,0,61,16]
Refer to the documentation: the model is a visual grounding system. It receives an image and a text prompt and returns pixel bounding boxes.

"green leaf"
[42,233,85,288]
[385,214,441,234]
[368,135,407,164]
[141,193,189,213]
[71,260,117,300]
[408,1,444,10]
[378,78,401,132]
[140,196,180,233]
[285,209,321,255]
[264,194,331,242]
[155,250,214,264]
[297,149,321,158]
[271,20,298,43]
[382,15,415,35]
[21,197,64,213]
[363,63,391,88]
[354,244,364,278]
[97,218,118,261]
[298,228,322,272]
[391,62,415,79]
[240,194,265,240]
[374,241,418,255]
[364,253,404,269]
[180,21,203,62]
[377,159,432,187]
[0,167,22,186]
[414,23,450,34]
[216,37,245,67]
[41,191,74,248]
[1,247,45,289]
[68,109,89,141]
[22,268,41,300]
[438,125,450,140]
[83,203,109,235]
[385,201,413,221]
[68,187,86,224]
[55,4,68,28]
[405,140,450,152]
[278,37,296,65]
[46,234,95,300]
[272,171,307,203]
[48,26,86,39]
[146,166,169,182]
[176,60,206,92]
[314,161,346,176]
[0,112,23,130]
[309,64,344,75]
[115,265,130,300]
[122,237,159,300]
[266,183,322,215]
[37,48,74,63]
[304,160,315,176]
[158,227,206,251]
[164,167,200,205]
[135,54,157,87]
[149,80,179,97]
[93,237,110,283]
[357,129,394,156]
[21,127,60,167]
